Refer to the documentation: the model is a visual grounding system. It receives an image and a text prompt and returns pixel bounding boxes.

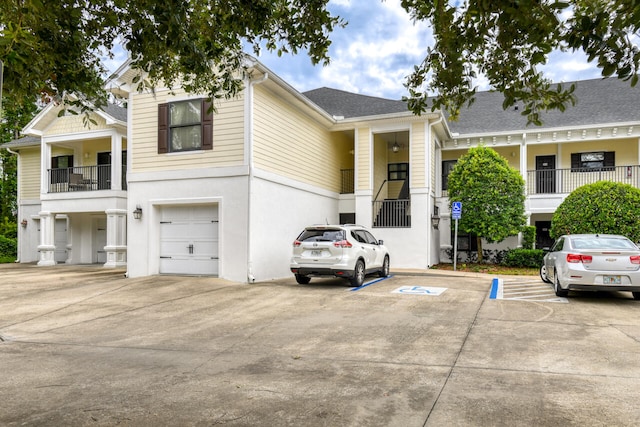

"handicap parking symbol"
[392,286,447,296]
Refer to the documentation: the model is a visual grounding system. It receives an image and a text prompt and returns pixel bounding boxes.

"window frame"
[158,98,213,154]
[387,162,409,181]
[570,151,615,172]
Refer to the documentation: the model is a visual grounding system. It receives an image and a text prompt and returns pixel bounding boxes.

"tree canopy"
[550,181,640,242]
[447,146,526,262]
[2,1,640,123]
[401,0,640,125]
[0,0,343,111]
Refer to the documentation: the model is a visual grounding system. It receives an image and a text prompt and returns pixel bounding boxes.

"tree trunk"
[477,236,483,263]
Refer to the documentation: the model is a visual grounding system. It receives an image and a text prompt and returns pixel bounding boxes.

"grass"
[0,256,17,264]
[430,263,539,276]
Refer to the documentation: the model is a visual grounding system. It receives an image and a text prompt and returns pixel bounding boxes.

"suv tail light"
[630,255,640,264]
[293,240,302,247]
[334,240,352,248]
[566,253,592,263]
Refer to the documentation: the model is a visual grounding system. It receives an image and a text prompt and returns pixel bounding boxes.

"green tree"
[401,0,640,125]
[447,146,526,262]
[1,0,343,112]
[550,181,640,242]
[0,96,38,225]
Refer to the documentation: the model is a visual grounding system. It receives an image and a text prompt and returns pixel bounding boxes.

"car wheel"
[632,292,640,300]
[554,273,569,297]
[350,260,365,287]
[539,264,551,284]
[295,274,310,285]
[378,256,390,277]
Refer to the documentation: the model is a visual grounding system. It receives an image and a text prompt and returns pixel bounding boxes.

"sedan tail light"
[630,255,640,264]
[334,240,352,248]
[566,253,592,263]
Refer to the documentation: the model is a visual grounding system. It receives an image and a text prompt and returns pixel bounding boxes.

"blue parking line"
[490,278,500,299]
[349,275,393,291]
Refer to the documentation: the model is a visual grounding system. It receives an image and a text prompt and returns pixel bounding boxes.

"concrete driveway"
[1,264,639,426]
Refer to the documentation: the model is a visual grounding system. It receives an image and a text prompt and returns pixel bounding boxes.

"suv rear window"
[298,229,345,242]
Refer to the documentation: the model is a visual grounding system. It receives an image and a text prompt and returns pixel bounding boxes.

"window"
[571,151,614,172]
[442,160,457,191]
[388,162,408,181]
[158,99,213,153]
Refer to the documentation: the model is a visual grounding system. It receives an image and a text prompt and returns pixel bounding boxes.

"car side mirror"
[378,240,384,245]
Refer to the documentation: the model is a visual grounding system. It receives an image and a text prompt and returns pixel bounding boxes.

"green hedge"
[0,235,17,263]
[502,248,544,268]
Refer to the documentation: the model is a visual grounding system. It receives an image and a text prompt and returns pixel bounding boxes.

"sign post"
[451,202,462,271]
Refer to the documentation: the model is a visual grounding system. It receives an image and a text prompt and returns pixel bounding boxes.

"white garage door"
[159,205,219,276]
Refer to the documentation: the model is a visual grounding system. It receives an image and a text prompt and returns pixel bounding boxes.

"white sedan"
[540,234,640,300]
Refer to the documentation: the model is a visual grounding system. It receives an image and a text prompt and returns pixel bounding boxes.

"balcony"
[526,165,639,195]
[48,165,127,193]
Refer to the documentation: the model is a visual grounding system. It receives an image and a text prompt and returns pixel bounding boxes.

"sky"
[105,0,604,101]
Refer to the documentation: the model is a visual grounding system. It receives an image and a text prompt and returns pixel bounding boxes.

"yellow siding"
[430,135,437,191]
[253,85,342,192]
[373,135,388,199]
[357,127,371,191]
[411,123,425,187]
[44,113,108,135]
[559,138,638,168]
[20,148,41,199]
[130,89,245,173]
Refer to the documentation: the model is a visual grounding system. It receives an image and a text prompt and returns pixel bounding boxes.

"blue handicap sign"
[452,201,462,220]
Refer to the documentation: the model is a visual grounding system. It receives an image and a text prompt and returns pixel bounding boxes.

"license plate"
[310,250,323,257]
[603,275,621,285]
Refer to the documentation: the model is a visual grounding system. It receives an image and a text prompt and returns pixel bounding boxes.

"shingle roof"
[101,103,127,122]
[1,135,40,149]
[304,78,640,135]
[303,87,408,119]
[448,77,640,134]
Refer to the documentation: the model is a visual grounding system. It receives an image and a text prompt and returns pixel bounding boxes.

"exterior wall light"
[133,206,143,220]
[431,214,440,229]
[21,219,28,228]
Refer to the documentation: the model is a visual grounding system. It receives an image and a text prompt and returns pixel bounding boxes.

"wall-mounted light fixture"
[392,141,400,153]
[431,206,440,229]
[20,219,28,228]
[133,206,143,220]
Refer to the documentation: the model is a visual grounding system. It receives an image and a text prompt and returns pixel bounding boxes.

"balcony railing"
[48,165,127,193]
[372,199,411,228]
[526,165,640,195]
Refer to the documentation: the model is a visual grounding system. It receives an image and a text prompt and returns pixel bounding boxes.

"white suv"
[290,224,390,286]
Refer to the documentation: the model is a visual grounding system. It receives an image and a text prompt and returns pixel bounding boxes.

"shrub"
[521,225,536,249]
[502,248,544,268]
[0,217,17,239]
[551,181,640,241]
[0,235,17,262]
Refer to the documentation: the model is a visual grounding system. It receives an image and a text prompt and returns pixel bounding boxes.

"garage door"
[159,205,219,275]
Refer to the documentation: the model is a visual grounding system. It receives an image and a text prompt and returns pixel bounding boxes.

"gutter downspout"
[427,116,444,268]
[6,146,21,262]
[246,72,269,283]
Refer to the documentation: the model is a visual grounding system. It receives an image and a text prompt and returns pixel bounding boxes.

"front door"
[535,221,554,249]
[97,152,111,190]
[535,155,556,194]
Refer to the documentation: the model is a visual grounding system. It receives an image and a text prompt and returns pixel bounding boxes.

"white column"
[37,211,56,266]
[40,141,51,194]
[111,133,123,190]
[103,208,127,267]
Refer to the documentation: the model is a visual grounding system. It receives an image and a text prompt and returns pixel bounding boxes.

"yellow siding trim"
[357,127,370,191]
[44,113,108,135]
[253,85,343,192]
[20,148,41,200]
[130,89,245,173]
[411,123,425,188]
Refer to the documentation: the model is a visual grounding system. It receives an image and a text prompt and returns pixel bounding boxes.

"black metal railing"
[48,165,127,193]
[340,168,354,194]
[372,199,411,228]
[526,165,639,195]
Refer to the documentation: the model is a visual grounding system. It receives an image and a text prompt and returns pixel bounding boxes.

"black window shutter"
[604,151,615,168]
[201,98,213,150]
[158,103,169,154]
[571,153,580,170]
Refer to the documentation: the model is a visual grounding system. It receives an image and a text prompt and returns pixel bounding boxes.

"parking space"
[1,265,639,426]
